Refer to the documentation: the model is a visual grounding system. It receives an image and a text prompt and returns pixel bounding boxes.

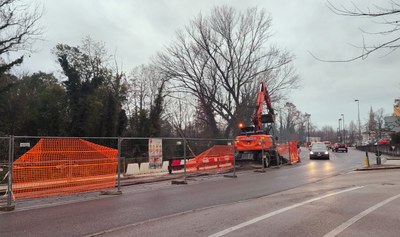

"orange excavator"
[234,81,283,167]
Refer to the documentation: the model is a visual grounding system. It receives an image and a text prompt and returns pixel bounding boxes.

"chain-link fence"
[121,137,236,178]
[1,136,237,210]
[1,136,302,210]
[10,136,120,202]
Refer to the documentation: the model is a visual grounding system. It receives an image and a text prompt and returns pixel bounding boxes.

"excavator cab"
[261,114,274,123]
[239,126,256,135]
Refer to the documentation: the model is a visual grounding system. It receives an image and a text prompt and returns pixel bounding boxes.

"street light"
[341,114,345,144]
[355,99,361,144]
[305,113,311,143]
[338,118,342,142]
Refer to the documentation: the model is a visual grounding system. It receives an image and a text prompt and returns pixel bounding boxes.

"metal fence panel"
[0,137,10,208]
[12,136,119,200]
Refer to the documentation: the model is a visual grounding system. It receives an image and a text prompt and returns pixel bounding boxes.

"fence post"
[7,136,15,210]
[261,139,265,172]
[117,137,122,192]
[183,139,187,182]
[287,141,291,165]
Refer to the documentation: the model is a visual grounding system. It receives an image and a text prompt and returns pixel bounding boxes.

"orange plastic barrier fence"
[289,141,300,164]
[12,138,118,199]
[276,144,289,155]
[277,141,300,164]
[186,145,234,172]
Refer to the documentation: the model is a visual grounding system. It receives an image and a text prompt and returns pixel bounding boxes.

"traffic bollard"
[365,151,370,167]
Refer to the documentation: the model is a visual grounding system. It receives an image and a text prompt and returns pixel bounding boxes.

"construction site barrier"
[276,141,299,164]
[289,141,300,163]
[12,138,118,199]
[170,145,234,173]
[125,161,169,175]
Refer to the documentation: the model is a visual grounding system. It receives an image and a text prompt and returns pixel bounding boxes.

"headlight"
[310,151,314,154]
[325,151,329,154]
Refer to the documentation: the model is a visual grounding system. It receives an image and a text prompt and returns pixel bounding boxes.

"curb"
[355,165,400,171]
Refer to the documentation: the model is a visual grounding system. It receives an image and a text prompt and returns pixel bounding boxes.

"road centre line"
[323,193,400,237]
[208,186,364,237]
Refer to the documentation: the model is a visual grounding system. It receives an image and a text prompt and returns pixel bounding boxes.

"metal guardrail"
[356,144,400,157]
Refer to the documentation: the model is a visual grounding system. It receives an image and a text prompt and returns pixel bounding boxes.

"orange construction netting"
[186,145,234,172]
[12,138,118,199]
[277,141,300,164]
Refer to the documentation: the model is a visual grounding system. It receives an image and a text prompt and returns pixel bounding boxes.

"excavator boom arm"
[252,81,274,131]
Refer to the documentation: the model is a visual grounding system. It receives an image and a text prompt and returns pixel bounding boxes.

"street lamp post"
[305,113,311,144]
[341,114,345,144]
[355,99,361,144]
[338,118,342,142]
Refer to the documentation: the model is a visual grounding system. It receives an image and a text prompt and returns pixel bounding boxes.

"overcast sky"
[16,0,400,130]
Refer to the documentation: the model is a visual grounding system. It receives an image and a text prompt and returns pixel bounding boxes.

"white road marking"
[208,186,363,237]
[323,193,400,237]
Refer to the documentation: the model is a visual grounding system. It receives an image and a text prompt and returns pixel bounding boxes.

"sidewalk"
[356,155,400,171]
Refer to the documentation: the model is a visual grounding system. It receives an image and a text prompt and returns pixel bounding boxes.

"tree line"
[1,1,398,142]
[1,2,301,139]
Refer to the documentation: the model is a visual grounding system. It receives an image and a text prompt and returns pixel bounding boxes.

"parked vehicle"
[333,143,348,153]
[377,138,390,145]
[234,81,281,166]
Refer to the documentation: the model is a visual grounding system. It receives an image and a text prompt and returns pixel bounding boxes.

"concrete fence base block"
[224,174,237,178]
[100,190,122,195]
[171,179,188,185]
[162,161,169,172]
[0,205,15,211]
[140,162,150,174]
[254,169,266,173]
[126,163,140,175]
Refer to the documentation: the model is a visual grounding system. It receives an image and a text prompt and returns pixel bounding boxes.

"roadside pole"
[224,141,237,178]
[376,144,381,165]
[231,140,237,177]
[365,151,370,168]
[255,138,266,173]
[117,137,122,192]
[3,135,15,211]
[287,141,291,166]
[261,139,265,172]
[183,139,187,182]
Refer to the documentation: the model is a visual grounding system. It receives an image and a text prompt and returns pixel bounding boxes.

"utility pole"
[341,114,345,144]
[338,118,342,142]
[305,113,311,144]
[355,99,361,144]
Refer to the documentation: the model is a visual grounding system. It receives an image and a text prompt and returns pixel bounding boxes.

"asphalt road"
[2,148,399,237]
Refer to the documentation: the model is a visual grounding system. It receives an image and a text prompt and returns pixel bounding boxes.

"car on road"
[309,143,330,160]
[333,143,348,152]
[376,138,390,145]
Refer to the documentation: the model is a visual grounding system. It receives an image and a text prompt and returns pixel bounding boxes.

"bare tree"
[0,0,42,74]
[375,108,386,139]
[347,120,358,144]
[327,1,400,61]
[155,6,299,138]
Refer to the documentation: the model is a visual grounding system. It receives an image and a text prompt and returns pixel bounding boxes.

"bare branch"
[322,0,400,61]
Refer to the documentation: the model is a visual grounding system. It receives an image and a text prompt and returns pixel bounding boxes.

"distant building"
[308,137,321,143]
[384,99,400,133]
[394,99,400,116]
